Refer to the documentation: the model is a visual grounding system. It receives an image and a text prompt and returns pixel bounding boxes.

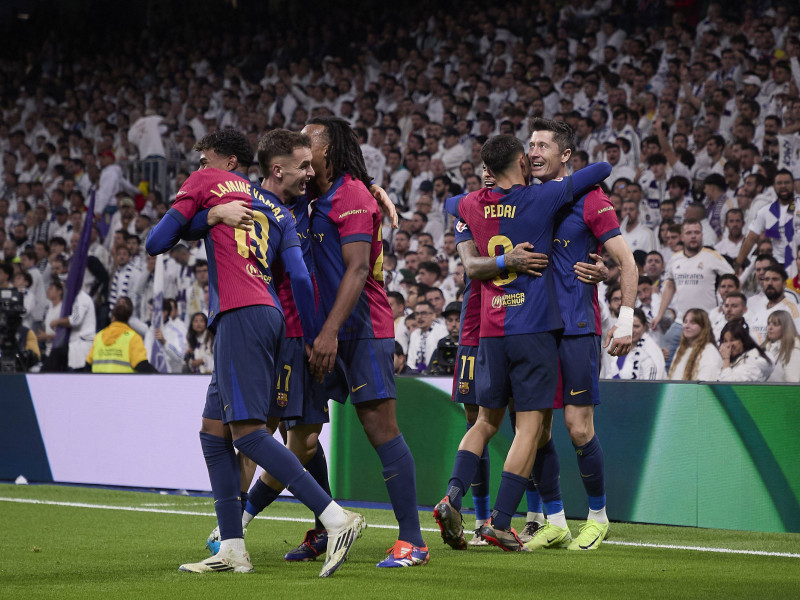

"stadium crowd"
[0,0,799,381]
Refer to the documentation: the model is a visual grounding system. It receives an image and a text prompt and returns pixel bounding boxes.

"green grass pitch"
[1,484,798,599]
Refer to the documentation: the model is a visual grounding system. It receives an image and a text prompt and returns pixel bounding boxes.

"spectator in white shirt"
[610,308,666,380]
[653,220,734,366]
[762,310,800,383]
[38,279,63,357]
[709,274,741,338]
[620,198,656,252]
[406,300,447,373]
[718,319,773,382]
[48,288,97,370]
[747,265,800,342]
[714,209,746,261]
[669,308,723,381]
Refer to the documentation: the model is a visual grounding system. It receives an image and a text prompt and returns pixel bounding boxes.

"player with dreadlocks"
[302,117,430,568]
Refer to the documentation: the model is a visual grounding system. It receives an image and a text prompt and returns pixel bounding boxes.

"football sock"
[233,429,331,516]
[199,432,243,541]
[243,478,281,526]
[305,441,332,531]
[532,438,564,522]
[219,537,246,555]
[376,435,424,547]
[318,501,347,533]
[589,507,608,524]
[491,471,528,531]
[527,464,545,523]
[574,435,606,521]
[466,423,492,522]
[548,509,568,529]
[239,491,248,515]
[447,449,481,511]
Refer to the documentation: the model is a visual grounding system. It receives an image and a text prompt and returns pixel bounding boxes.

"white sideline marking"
[2,497,798,559]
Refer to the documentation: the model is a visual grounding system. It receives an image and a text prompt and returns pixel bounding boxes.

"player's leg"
[479,333,557,552]
[559,334,608,551]
[181,367,252,574]
[197,306,362,578]
[464,403,491,545]
[345,338,428,567]
[479,408,543,551]
[519,409,549,543]
[563,403,609,550]
[453,344,491,544]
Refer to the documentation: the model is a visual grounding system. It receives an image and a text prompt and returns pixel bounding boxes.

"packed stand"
[0,1,798,381]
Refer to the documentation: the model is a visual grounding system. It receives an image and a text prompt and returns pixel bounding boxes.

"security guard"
[86,296,155,373]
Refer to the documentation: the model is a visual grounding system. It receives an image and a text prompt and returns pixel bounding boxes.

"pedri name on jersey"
[484,204,517,219]
[209,179,285,221]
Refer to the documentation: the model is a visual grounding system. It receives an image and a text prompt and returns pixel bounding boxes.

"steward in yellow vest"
[86,296,155,373]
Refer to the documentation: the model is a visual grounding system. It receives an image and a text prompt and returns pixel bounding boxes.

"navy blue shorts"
[557,334,601,406]
[331,338,396,405]
[272,337,334,429]
[475,332,558,412]
[452,344,478,405]
[203,305,284,425]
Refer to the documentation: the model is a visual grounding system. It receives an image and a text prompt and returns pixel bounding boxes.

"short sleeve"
[170,171,210,223]
[749,204,768,235]
[583,189,621,244]
[454,219,473,245]
[332,184,376,245]
[664,255,677,282]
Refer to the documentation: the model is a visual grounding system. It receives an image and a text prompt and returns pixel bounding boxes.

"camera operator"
[428,301,461,375]
[0,287,41,372]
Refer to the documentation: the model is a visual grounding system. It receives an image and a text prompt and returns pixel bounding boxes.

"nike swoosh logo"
[223,404,229,411]
[570,389,587,396]
[384,473,399,482]
[580,533,602,549]
[351,383,368,393]
[546,537,561,543]
[580,473,593,478]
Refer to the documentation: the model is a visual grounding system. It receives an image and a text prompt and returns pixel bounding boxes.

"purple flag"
[53,191,96,349]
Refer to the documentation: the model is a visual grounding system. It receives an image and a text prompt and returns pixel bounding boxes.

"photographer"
[428,301,461,375]
[0,287,41,372]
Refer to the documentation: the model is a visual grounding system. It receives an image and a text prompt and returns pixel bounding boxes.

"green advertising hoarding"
[329,378,800,533]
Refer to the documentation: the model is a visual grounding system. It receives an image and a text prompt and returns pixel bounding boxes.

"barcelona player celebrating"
[302,117,429,567]
[146,129,364,578]
[435,134,610,551]
[523,118,636,552]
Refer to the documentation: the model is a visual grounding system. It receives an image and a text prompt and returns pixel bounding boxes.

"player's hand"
[309,330,338,382]
[505,242,548,276]
[574,253,608,285]
[370,184,399,229]
[208,201,254,231]
[604,325,633,356]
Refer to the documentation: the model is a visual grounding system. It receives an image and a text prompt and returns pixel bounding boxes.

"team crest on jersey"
[554,177,564,181]
[276,392,288,407]
[455,221,469,233]
[697,262,703,269]
[459,381,470,394]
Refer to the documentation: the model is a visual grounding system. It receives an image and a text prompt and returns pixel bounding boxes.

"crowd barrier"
[2,374,798,533]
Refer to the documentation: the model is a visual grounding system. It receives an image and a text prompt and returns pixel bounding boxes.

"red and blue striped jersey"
[272,195,314,338]
[552,188,621,335]
[169,168,299,329]
[454,218,480,347]
[451,177,580,337]
[310,174,393,340]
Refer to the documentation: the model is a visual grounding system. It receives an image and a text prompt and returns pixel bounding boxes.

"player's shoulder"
[332,174,377,209]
